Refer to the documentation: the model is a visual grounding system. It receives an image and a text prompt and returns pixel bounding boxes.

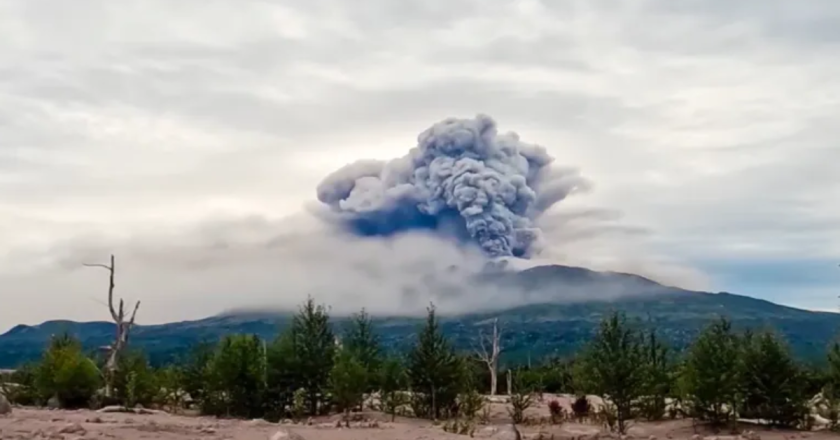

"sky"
[1,0,839,331]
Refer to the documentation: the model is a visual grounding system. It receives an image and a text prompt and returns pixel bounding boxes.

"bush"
[548,399,567,424]
[0,363,38,406]
[458,389,485,421]
[177,340,214,407]
[571,395,591,421]
[155,365,186,411]
[507,376,534,424]
[113,351,159,408]
[34,335,101,409]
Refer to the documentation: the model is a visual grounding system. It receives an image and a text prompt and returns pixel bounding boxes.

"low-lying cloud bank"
[0,116,706,326]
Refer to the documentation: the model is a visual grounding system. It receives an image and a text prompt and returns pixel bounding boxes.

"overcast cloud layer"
[1,0,839,330]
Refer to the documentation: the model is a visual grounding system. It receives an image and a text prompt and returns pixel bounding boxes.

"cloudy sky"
[1,0,839,331]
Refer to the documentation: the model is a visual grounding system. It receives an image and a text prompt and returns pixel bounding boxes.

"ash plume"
[316,114,590,257]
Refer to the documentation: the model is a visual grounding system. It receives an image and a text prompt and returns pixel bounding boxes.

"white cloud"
[1,0,838,330]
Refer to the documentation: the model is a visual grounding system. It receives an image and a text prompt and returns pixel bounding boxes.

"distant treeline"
[2,297,840,434]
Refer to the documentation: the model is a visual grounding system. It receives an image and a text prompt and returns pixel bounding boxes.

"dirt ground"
[1,395,836,440]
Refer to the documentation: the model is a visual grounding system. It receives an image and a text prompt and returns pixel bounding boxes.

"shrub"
[458,389,485,421]
[155,366,185,412]
[548,399,567,424]
[508,390,534,424]
[113,351,159,408]
[34,335,101,409]
[0,363,38,406]
[571,395,591,421]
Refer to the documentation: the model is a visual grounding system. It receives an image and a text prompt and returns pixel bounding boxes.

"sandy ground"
[1,396,837,440]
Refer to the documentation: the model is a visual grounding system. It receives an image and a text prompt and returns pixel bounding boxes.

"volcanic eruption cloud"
[316,114,590,259]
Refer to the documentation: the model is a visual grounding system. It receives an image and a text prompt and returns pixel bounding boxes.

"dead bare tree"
[474,317,503,396]
[83,254,140,398]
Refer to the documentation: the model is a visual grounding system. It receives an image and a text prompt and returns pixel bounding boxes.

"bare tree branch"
[82,254,139,399]
[473,317,503,395]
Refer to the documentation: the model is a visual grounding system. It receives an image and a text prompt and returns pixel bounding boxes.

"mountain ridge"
[1,264,838,368]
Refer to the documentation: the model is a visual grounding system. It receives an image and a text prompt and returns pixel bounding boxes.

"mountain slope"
[1,265,838,368]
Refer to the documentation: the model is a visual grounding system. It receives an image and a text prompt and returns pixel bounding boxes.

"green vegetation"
[329,347,367,425]
[2,298,840,434]
[406,305,464,420]
[679,317,742,428]
[33,333,101,409]
[574,312,648,434]
[4,267,840,369]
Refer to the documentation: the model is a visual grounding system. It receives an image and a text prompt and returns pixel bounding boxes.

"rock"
[691,435,701,440]
[492,424,522,440]
[58,423,87,435]
[86,416,104,423]
[0,393,11,415]
[269,428,306,440]
[475,426,500,438]
[47,395,61,409]
[741,431,761,440]
[649,436,657,440]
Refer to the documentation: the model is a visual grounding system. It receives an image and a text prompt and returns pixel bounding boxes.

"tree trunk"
[475,318,502,396]
[83,255,140,399]
[490,370,498,397]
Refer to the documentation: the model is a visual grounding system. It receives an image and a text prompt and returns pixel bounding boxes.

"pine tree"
[178,340,215,407]
[679,317,741,428]
[265,330,301,420]
[575,312,647,434]
[825,340,840,429]
[329,348,367,426]
[380,356,408,421]
[738,331,808,428]
[406,304,463,420]
[639,327,671,421]
[290,296,336,415]
[202,334,266,418]
[343,308,382,390]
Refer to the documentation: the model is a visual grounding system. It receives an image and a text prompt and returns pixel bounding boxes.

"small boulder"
[270,428,306,440]
[47,395,61,409]
[0,393,11,415]
[492,424,522,440]
[58,422,87,435]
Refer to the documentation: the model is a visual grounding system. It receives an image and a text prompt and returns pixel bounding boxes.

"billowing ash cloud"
[316,114,590,257]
